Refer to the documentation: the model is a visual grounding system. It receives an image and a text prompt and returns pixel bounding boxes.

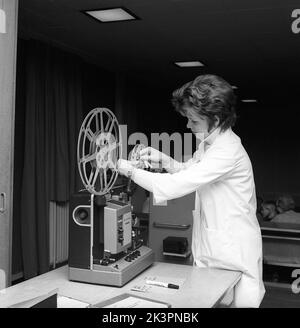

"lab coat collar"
[204,126,222,146]
[197,126,223,150]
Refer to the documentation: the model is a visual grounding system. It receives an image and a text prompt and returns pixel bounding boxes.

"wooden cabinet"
[149,192,195,265]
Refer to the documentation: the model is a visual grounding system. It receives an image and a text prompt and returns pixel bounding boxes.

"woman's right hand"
[139,147,170,169]
[139,147,185,173]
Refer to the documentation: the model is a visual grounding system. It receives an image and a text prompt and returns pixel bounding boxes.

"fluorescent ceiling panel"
[85,8,137,22]
[241,99,257,103]
[175,61,204,67]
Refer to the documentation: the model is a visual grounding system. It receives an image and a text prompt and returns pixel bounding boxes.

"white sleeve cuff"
[132,169,173,204]
[131,168,154,193]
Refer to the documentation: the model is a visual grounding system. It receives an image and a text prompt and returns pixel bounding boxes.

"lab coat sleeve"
[133,142,240,204]
[165,159,184,173]
[182,157,195,170]
[166,158,193,173]
[166,156,196,173]
[132,169,154,193]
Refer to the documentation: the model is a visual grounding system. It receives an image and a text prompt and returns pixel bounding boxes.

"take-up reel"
[77,107,122,196]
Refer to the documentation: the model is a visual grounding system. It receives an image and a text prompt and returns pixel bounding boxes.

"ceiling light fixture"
[241,99,257,103]
[83,7,138,23]
[175,61,204,67]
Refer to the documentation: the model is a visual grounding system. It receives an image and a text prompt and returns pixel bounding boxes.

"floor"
[260,264,300,308]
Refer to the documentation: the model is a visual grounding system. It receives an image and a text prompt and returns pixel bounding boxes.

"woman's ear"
[214,116,220,128]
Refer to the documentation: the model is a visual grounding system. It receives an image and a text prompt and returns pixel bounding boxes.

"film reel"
[128,144,147,169]
[77,108,122,195]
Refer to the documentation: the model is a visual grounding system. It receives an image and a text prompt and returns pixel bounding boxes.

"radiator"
[49,201,69,268]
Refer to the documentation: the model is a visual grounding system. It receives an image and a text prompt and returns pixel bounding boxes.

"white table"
[0,262,241,308]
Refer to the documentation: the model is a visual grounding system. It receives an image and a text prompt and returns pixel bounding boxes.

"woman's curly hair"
[171,74,237,132]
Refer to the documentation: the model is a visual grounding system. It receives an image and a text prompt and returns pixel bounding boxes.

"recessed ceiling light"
[241,99,257,103]
[231,85,238,89]
[84,7,138,23]
[175,61,205,67]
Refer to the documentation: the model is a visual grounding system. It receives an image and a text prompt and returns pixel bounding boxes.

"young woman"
[118,74,265,307]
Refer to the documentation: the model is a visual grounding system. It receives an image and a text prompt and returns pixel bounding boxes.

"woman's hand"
[140,147,170,167]
[139,147,170,168]
[117,159,137,177]
[139,147,183,173]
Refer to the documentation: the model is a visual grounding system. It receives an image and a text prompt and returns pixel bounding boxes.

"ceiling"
[18,0,300,103]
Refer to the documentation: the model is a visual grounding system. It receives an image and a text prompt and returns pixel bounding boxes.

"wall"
[235,99,300,204]
[132,87,300,204]
[0,0,18,286]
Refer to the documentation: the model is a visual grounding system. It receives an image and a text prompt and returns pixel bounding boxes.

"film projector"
[69,108,154,286]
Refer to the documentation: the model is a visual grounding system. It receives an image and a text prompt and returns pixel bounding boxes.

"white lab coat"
[133,127,265,307]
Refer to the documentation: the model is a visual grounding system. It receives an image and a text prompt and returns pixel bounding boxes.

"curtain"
[115,73,139,135]
[20,40,84,279]
[17,39,161,279]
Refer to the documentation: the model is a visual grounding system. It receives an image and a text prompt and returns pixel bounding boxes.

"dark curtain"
[20,40,84,279]
[115,73,139,134]
[15,39,168,279]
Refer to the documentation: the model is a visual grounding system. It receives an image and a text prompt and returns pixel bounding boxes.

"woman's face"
[183,107,210,138]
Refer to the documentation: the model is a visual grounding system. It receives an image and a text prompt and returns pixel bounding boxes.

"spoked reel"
[77,108,122,195]
[128,144,147,169]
